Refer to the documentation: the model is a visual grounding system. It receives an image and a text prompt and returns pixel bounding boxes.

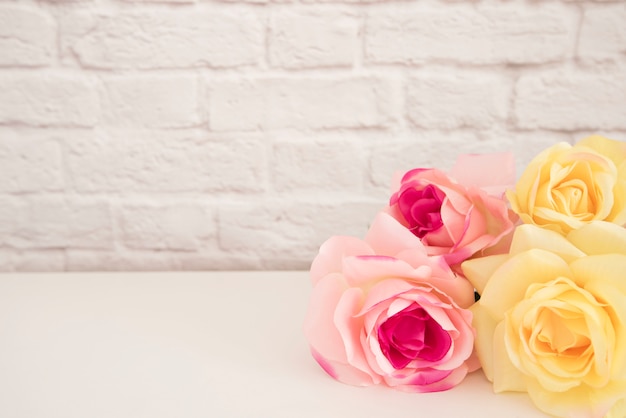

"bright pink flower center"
[397,184,445,238]
[377,303,452,369]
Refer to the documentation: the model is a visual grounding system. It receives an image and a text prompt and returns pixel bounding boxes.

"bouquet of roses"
[303,135,626,418]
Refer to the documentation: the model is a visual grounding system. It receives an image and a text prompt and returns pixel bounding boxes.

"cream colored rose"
[507,135,626,234]
[463,222,626,418]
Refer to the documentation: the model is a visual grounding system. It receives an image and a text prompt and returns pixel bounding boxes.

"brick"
[0,196,18,246]
[198,137,267,192]
[406,74,511,129]
[365,4,575,65]
[0,74,99,127]
[60,10,262,69]
[0,250,11,272]
[515,72,626,130]
[209,77,398,131]
[301,0,385,4]
[493,132,574,176]
[0,130,64,192]
[0,5,55,67]
[66,250,178,272]
[119,203,213,251]
[66,131,266,193]
[177,253,262,270]
[14,251,65,271]
[269,11,358,69]
[123,0,194,2]
[218,199,381,262]
[578,5,626,61]
[9,196,113,250]
[367,132,484,189]
[102,75,200,128]
[272,135,365,192]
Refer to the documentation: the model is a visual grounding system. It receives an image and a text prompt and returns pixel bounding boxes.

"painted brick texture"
[0,0,624,271]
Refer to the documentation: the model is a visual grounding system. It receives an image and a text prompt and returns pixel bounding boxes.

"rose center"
[552,179,593,216]
[397,184,446,238]
[535,307,591,357]
[377,303,452,369]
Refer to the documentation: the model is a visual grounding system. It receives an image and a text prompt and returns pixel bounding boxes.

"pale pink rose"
[387,153,518,267]
[304,213,477,392]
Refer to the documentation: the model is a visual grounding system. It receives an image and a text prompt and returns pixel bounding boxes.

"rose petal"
[303,273,350,364]
[387,365,468,393]
[510,223,586,262]
[509,142,572,215]
[608,162,626,225]
[581,281,626,377]
[364,212,426,256]
[480,249,571,321]
[470,303,498,382]
[577,135,626,168]
[605,398,626,418]
[449,152,516,197]
[567,221,626,256]
[310,236,374,286]
[304,274,381,386]
[334,287,373,377]
[571,254,626,294]
[358,279,418,315]
[525,378,626,418]
[493,321,527,393]
[462,254,509,295]
[342,255,422,288]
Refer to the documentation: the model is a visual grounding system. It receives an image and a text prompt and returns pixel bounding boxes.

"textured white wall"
[0,0,625,271]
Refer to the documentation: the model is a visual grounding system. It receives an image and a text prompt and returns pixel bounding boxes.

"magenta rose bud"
[304,213,478,392]
[378,304,452,368]
[388,155,517,268]
[397,184,446,238]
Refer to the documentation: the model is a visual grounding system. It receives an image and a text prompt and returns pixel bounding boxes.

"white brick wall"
[0,0,624,271]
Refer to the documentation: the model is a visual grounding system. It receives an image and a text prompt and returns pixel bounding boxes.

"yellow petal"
[510,224,585,263]
[583,280,626,378]
[608,161,626,226]
[605,398,626,418]
[509,142,571,214]
[570,254,626,294]
[577,135,626,168]
[462,254,510,295]
[567,221,626,256]
[470,302,498,382]
[526,378,626,418]
[492,321,527,393]
[480,249,571,321]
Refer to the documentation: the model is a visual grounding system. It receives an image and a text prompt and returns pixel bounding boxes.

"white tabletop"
[0,271,548,418]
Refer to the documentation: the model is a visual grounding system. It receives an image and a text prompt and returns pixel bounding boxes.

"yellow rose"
[463,222,626,418]
[507,135,626,234]
[605,398,626,418]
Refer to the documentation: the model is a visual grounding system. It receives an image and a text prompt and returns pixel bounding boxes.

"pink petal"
[304,274,380,386]
[333,287,373,378]
[341,255,419,288]
[364,212,426,256]
[310,236,374,286]
[358,278,418,315]
[449,152,516,197]
[310,347,379,386]
[303,273,350,364]
[386,366,469,393]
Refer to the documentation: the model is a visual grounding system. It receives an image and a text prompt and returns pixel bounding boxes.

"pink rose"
[304,213,477,392]
[387,153,518,267]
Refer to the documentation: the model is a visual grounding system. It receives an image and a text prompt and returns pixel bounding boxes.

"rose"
[304,213,477,392]
[462,222,626,418]
[606,398,626,418]
[506,135,626,235]
[387,153,517,268]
